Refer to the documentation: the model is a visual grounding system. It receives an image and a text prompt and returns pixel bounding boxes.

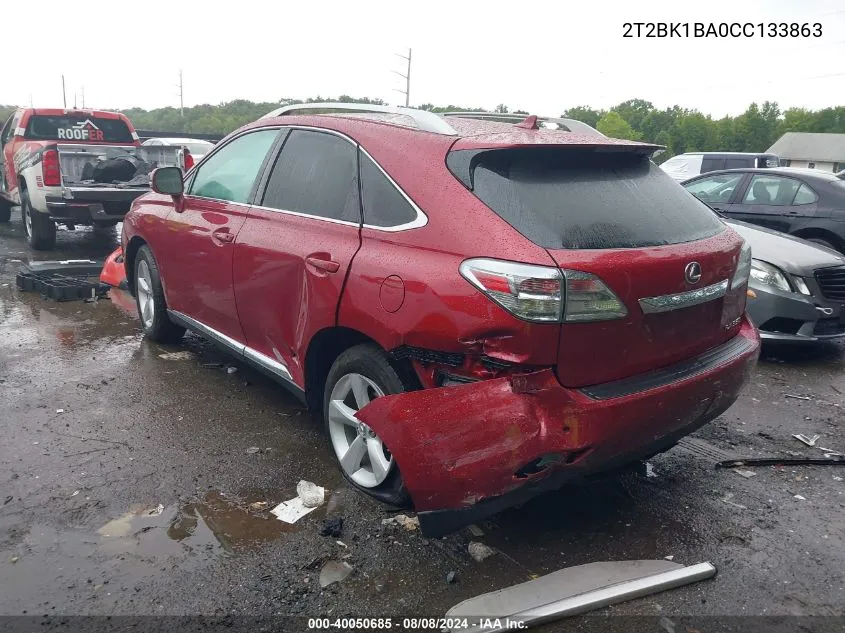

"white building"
[767,132,845,173]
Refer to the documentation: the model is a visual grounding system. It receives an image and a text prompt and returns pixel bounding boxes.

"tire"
[806,237,839,252]
[134,245,185,343]
[0,201,11,223]
[22,190,56,250]
[323,344,414,506]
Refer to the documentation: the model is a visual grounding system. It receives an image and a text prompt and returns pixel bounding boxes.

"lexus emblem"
[685,262,702,284]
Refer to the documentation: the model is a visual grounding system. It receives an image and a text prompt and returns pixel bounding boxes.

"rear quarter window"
[25,115,133,143]
[448,148,724,250]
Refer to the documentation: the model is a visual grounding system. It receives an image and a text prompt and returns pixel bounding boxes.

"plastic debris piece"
[227,366,238,375]
[793,434,820,447]
[447,571,457,584]
[245,446,261,454]
[645,462,658,478]
[732,469,757,479]
[56,409,65,414]
[158,351,195,361]
[71,490,80,497]
[297,480,325,508]
[794,495,806,500]
[468,541,496,562]
[467,524,485,537]
[319,560,353,587]
[271,481,325,524]
[785,394,812,401]
[249,501,269,511]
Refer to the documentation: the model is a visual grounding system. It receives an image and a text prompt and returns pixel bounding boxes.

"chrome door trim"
[243,346,294,383]
[638,279,729,314]
[167,310,299,389]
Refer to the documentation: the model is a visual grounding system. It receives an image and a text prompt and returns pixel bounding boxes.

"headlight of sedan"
[750,259,791,292]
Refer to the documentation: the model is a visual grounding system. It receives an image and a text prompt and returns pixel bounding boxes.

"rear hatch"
[449,145,746,387]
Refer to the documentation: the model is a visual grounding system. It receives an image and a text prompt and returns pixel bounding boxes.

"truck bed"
[57,144,184,186]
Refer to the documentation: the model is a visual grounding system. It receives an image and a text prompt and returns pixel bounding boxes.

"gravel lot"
[1,212,843,631]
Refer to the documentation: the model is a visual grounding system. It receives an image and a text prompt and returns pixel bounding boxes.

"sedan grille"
[814,266,845,302]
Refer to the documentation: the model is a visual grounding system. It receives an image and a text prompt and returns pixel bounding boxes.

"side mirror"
[151,166,184,196]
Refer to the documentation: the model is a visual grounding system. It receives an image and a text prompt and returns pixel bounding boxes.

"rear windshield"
[449,148,724,249]
[25,115,133,143]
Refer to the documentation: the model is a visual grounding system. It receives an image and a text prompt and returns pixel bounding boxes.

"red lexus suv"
[122,104,759,536]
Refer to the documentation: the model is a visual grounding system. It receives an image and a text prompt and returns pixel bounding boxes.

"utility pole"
[178,69,184,117]
[61,74,67,109]
[392,48,411,107]
[81,86,85,109]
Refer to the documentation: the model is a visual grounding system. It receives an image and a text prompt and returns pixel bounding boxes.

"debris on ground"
[664,555,674,561]
[645,462,658,478]
[784,394,812,401]
[245,446,261,455]
[9,557,19,564]
[249,501,270,511]
[721,493,747,510]
[319,560,353,588]
[271,481,326,524]
[445,560,716,630]
[56,409,65,414]
[834,476,843,482]
[148,504,164,516]
[227,366,238,375]
[718,456,845,468]
[447,571,457,584]
[158,351,195,361]
[320,517,344,537]
[794,495,806,501]
[732,468,757,479]
[381,514,420,531]
[793,434,821,447]
[468,541,496,562]
[467,524,485,537]
[297,480,325,508]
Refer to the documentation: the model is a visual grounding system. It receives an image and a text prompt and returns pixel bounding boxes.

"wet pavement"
[1,211,844,629]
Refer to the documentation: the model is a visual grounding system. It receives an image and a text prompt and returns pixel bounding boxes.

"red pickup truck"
[0,108,184,249]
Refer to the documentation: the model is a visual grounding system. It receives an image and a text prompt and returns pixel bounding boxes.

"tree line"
[2,98,843,163]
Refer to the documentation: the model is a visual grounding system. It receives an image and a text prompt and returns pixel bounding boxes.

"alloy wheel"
[136,260,155,328]
[327,373,394,488]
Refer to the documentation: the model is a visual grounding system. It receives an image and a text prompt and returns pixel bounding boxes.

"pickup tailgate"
[57,144,184,186]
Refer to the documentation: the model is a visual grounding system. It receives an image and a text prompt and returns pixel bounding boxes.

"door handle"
[211,228,235,244]
[305,255,340,273]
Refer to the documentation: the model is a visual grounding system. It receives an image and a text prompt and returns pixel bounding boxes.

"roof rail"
[442,112,607,138]
[261,103,458,135]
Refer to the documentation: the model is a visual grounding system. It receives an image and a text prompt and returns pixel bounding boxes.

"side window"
[725,157,751,169]
[743,175,800,206]
[261,130,359,223]
[792,183,818,205]
[359,151,417,227]
[701,157,725,173]
[684,173,745,203]
[188,129,278,203]
[1,112,21,146]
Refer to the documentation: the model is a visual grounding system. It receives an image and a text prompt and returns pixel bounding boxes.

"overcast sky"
[4,0,843,118]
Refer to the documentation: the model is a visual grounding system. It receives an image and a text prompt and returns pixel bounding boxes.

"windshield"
[25,115,134,143]
[450,148,724,249]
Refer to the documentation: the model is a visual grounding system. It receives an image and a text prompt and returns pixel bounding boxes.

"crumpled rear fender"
[355,369,577,511]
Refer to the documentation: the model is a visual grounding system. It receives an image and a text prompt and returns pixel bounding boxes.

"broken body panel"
[357,321,759,536]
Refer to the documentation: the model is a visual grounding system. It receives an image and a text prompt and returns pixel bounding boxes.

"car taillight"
[561,270,628,322]
[722,241,751,328]
[459,258,627,323]
[42,149,61,187]
[183,149,194,171]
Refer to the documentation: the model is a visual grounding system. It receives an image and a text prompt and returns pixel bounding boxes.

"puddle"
[96,491,293,555]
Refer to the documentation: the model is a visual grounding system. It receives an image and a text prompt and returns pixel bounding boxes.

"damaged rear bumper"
[356,320,760,537]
